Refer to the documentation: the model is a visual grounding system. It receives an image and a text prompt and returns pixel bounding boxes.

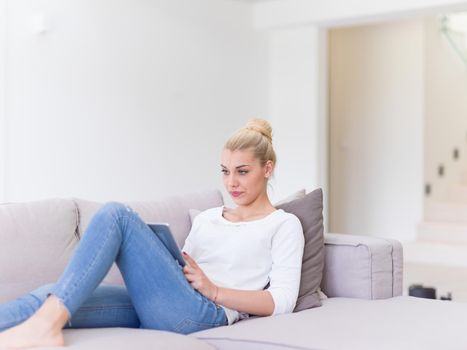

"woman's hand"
[182,252,218,302]
[182,251,275,316]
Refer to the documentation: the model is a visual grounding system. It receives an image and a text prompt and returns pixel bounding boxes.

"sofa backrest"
[0,199,80,303]
[0,189,224,302]
[74,189,224,285]
[75,189,223,247]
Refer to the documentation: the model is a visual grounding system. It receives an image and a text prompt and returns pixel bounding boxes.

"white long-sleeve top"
[182,206,304,325]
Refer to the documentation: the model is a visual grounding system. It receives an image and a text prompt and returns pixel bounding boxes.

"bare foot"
[0,295,68,349]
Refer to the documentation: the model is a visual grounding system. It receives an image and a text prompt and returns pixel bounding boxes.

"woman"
[0,118,304,349]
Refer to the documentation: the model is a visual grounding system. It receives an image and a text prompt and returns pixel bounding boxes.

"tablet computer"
[147,223,186,267]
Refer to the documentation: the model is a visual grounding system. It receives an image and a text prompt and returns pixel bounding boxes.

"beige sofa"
[1,189,465,349]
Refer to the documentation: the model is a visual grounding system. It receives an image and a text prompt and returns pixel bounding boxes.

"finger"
[184,273,195,282]
[182,251,192,262]
[190,281,201,290]
[183,270,197,279]
[183,265,195,274]
[184,270,200,279]
[182,252,197,266]
[184,268,199,278]
[183,267,199,276]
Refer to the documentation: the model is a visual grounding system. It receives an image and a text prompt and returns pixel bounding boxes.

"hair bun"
[244,118,273,143]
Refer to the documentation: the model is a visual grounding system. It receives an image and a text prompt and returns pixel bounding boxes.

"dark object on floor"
[440,292,453,301]
[409,284,436,299]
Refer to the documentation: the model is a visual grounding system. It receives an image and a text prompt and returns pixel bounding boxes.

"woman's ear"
[264,160,274,178]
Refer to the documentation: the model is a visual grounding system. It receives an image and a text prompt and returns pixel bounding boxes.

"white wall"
[423,16,467,202]
[3,0,462,226]
[2,0,269,202]
[0,0,6,202]
[328,19,424,240]
[267,27,328,205]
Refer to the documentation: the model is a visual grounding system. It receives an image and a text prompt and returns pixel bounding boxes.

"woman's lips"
[231,191,242,198]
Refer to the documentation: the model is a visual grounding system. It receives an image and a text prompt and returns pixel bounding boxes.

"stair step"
[403,240,467,268]
[425,201,467,222]
[418,221,467,244]
[446,184,467,202]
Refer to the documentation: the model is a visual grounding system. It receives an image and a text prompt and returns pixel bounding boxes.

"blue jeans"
[0,202,227,334]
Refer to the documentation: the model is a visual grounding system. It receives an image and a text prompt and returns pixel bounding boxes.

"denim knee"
[99,202,134,219]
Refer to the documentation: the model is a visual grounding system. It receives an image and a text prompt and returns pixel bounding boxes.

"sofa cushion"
[46,328,216,350]
[273,189,306,206]
[276,189,324,312]
[192,296,467,350]
[0,199,79,302]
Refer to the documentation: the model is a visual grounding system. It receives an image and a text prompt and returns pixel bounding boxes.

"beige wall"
[423,16,467,202]
[329,19,424,240]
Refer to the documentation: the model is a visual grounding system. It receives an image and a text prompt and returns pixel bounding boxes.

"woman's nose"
[227,174,238,188]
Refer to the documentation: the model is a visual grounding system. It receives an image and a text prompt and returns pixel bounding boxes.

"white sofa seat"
[41,328,216,350]
[193,296,466,350]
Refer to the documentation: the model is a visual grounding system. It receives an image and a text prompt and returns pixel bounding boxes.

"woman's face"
[221,148,273,206]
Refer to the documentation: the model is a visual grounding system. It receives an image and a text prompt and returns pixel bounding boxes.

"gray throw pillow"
[276,188,324,312]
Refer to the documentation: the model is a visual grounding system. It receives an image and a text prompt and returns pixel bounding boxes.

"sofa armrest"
[321,233,403,299]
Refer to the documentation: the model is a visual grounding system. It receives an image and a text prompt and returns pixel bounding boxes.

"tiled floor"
[403,241,467,302]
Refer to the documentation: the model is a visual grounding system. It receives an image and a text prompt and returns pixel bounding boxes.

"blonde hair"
[224,118,276,167]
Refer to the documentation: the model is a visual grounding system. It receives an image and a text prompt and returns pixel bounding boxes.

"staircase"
[418,170,467,243]
[404,15,467,300]
[404,169,467,302]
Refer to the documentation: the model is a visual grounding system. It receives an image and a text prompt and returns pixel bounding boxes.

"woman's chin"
[231,196,250,206]
[231,198,241,205]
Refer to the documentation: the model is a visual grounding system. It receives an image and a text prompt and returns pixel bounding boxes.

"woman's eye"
[239,170,248,175]
[221,169,229,175]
